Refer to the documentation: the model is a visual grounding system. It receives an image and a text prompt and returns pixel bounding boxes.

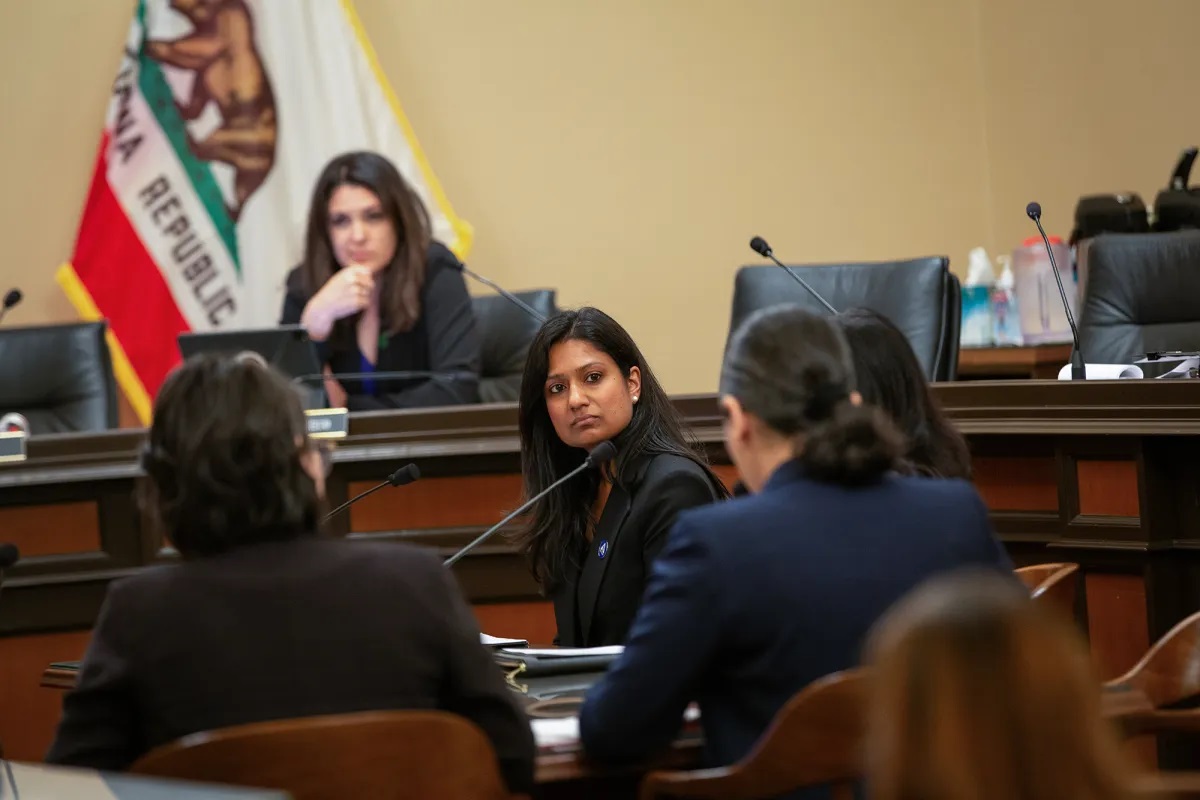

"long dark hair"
[721,304,905,486]
[835,308,971,479]
[299,151,432,347]
[139,354,320,558]
[513,307,726,588]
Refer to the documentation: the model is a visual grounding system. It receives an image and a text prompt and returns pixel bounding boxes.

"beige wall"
[980,0,1200,249]
[1,1,1197,397]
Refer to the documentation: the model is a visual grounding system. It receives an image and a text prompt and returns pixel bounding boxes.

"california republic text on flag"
[58,0,472,424]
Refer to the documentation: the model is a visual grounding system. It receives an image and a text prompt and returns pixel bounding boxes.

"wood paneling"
[473,601,556,646]
[349,474,522,532]
[0,630,90,761]
[1076,460,1140,519]
[0,503,101,557]
[1086,573,1150,681]
[972,456,1058,512]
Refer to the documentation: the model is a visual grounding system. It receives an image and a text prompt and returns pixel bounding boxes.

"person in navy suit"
[511,307,728,647]
[579,304,1013,782]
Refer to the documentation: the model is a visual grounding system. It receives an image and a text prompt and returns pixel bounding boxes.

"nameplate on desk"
[305,408,348,439]
[0,431,26,463]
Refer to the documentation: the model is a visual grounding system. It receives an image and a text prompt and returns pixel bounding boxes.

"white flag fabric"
[59,0,471,422]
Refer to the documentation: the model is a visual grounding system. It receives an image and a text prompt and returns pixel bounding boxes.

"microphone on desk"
[450,262,547,324]
[444,440,617,568]
[322,463,421,524]
[748,237,838,314]
[1026,202,1086,380]
[0,289,22,326]
[0,413,29,435]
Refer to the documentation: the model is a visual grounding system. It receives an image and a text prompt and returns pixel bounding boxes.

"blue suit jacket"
[579,459,1012,774]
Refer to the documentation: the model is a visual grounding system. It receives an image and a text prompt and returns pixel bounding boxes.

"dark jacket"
[552,453,724,648]
[579,459,1013,794]
[46,536,535,793]
[280,241,482,410]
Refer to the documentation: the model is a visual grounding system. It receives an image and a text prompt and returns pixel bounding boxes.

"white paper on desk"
[480,633,529,648]
[1057,363,1144,380]
[532,716,581,748]
[500,645,624,658]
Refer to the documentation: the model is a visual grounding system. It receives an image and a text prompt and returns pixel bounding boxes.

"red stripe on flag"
[70,136,190,400]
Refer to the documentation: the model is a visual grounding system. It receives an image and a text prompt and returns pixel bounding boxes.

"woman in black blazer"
[279,150,481,410]
[512,307,729,647]
[46,354,533,792]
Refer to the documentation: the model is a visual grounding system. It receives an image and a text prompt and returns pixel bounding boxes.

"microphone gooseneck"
[454,263,547,324]
[747,236,838,314]
[1025,202,1085,380]
[0,288,21,325]
[322,463,422,524]
[443,441,618,568]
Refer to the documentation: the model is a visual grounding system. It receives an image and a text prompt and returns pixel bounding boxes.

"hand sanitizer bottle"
[991,255,1023,346]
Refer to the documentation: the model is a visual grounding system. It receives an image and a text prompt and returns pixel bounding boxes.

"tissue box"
[961,286,993,347]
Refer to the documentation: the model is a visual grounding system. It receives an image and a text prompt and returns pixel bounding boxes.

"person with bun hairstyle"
[579,304,1011,775]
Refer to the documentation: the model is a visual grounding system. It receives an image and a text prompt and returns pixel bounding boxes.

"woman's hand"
[300,265,375,341]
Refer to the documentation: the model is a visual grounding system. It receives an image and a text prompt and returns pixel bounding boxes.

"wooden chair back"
[1107,609,1200,724]
[1015,562,1079,618]
[131,710,514,800]
[639,669,866,800]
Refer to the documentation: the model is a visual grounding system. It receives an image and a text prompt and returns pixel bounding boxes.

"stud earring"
[633,396,639,403]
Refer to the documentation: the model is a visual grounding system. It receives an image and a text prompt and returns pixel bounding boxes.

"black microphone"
[322,463,421,523]
[0,543,18,570]
[451,262,546,324]
[0,288,21,325]
[1026,202,1085,380]
[444,440,617,568]
[748,237,838,314]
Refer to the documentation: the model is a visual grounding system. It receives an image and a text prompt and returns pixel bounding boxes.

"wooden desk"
[7,382,1200,765]
[33,661,1152,798]
[958,343,1073,380]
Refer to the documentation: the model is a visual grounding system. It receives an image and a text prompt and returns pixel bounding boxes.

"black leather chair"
[1078,230,1200,364]
[0,321,118,434]
[728,258,961,382]
[471,290,558,403]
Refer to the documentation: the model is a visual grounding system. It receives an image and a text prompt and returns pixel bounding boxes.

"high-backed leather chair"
[1078,230,1200,363]
[472,290,557,404]
[0,321,118,434]
[728,258,960,382]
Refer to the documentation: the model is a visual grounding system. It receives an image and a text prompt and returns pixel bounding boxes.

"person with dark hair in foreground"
[579,305,1011,789]
[46,354,534,792]
[513,307,728,647]
[835,308,972,479]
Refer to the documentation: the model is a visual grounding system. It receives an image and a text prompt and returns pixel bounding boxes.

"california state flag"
[59,0,472,424]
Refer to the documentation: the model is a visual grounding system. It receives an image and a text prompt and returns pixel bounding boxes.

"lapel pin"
[597,539,609,559]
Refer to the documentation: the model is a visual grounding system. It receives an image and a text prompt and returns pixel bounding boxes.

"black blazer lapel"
[552,568,580,646]
[576,484,633,646]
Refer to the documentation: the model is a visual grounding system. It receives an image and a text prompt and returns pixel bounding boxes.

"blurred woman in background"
[281,150,481,409]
